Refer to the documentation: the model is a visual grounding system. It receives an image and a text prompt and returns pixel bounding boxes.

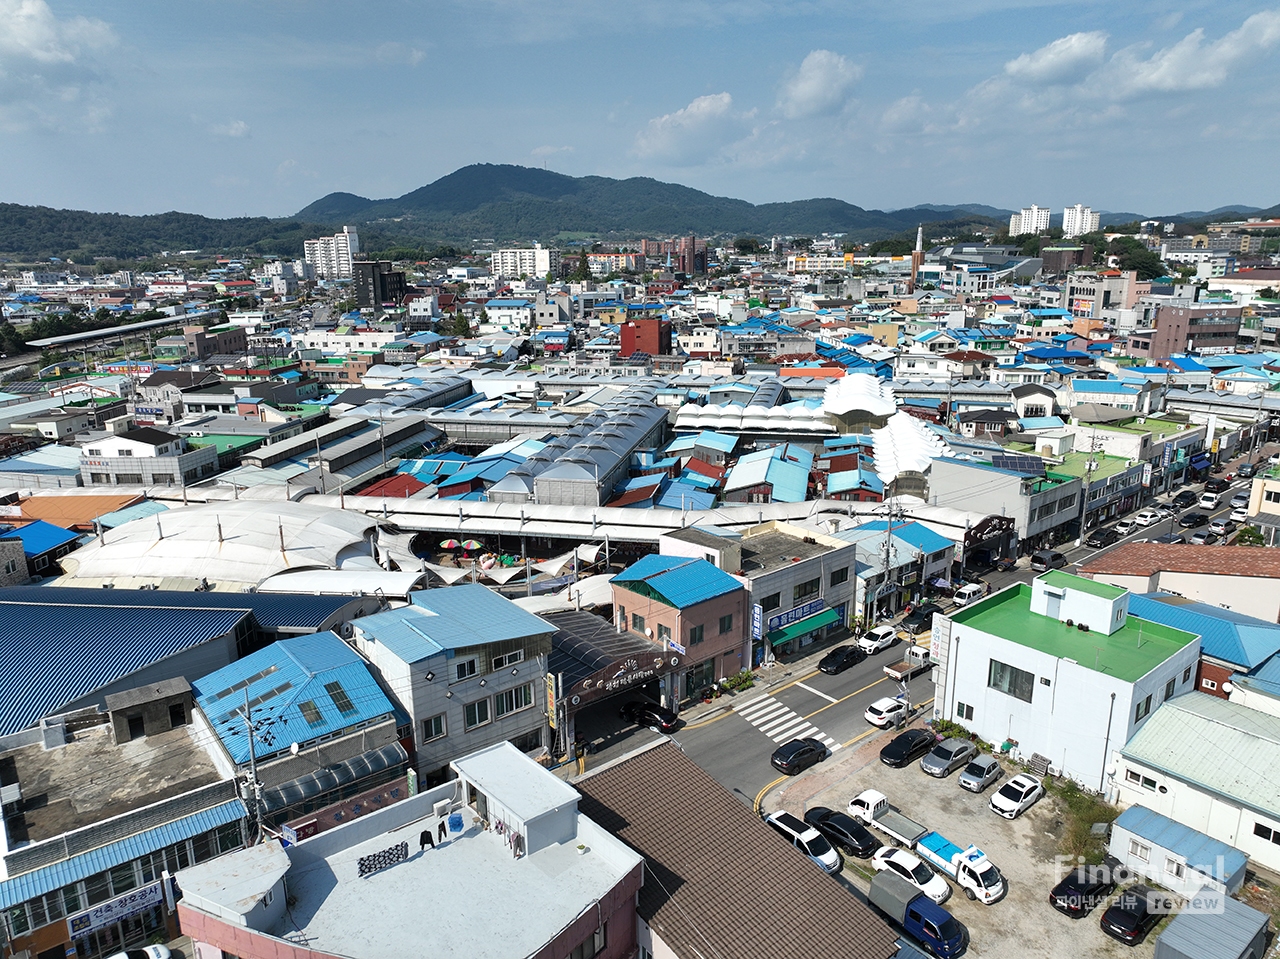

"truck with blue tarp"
[868,872,968,958]
[915,831,1006,904]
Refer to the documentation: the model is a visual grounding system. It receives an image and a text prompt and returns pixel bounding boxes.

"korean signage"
[133,406,165,416]
[1162,442,1173,467]
[67,880,165,938]
[1142,463,1153,488]
[767,598,826,633]
[750,604,763,640]
[665,637,687,655]
[545,673,557,729]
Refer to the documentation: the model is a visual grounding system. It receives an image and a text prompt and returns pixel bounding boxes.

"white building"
[1009,205,1051,236]
[491,244,560,280]
[1062,204,1101,238]
[304,226,360,280]
[934,571,1200,788]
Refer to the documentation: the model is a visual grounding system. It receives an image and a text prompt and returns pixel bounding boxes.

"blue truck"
[868,871,967,958]
[915,831,1006,904]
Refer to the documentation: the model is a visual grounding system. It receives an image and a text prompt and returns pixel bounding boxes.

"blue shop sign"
[768,598,826,633]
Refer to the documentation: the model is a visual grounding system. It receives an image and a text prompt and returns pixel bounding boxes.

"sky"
[2,0,1279,220]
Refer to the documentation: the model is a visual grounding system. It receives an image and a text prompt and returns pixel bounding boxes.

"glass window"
[1164,678,1176,701]
[1183,666,1193,683]
[324,681,356,716]
[689,624,704,645]
[423,714,446,741]
[987,659,1034,703]
[830,567,849,586]
[61,883,81,914]
[84,871,111,906]
[1129,840,1150,861]
[465,699,491,730]
[492,650,524,670]
[1126,769,1141,784]
[631,613,645,634]
[494,684,533,718]
[761,593,781,612]
[191,831,214,864]
[298,700,324,726]
[793,578,820,604]
[657,624,671,642]
[6,905,29,936]
[1135,695,1152,723]
[109,862,137,896]
[719,614,733,634]
[454,659,477,682]
[215,822,243,854]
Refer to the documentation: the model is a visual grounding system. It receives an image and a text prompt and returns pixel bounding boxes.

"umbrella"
[439,539,462,549]
[460,540,483,551]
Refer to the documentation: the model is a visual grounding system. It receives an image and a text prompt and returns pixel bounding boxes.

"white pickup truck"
[884,644,932,682]
[847,789,928,848]
[915,831,1006,904]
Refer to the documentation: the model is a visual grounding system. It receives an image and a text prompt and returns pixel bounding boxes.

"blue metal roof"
[852,520,952,555]
[611,555,743,609]
[95,500,170,529]
[1072,379,1139,394]
[1113,805,1246,882]
[692,430,738,453]
[1128,594,1280,669]
[1,519,78,557]
[0,799,246,910]
[354,585,553,664]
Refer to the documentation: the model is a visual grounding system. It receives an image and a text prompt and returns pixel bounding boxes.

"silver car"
[919,737,978,778]
[957,754,1002,793]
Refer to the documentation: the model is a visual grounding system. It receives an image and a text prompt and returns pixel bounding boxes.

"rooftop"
[1079,543,1280,580]
[1041,568,1124,598]
[1128,594,1280,670]
[1113,805,1247,884]
[739,527,839,574]
[951,583,1198,682]
[611,554,744,608]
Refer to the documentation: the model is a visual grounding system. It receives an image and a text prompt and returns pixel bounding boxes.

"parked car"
[818,644,866,675]
[1204,476,1231,494]
[1231,506,1249,524]
[988,773,1044,819]
[1048,864,1117,918]
[770,737,828,775]
[858,624,899,654]
[1151,533,1186,544]
[1113,518,1137,536]
[1029,549,1067,572]
[1208,517,1236,536]
[1199,491,1221,510]
[1084,527,1120,548]
[1178,511,1210,528]
[106,949,171,959]
[880,728,937,768]
[1132,509,1161,527]
[957,754,1002,793]
[871,847,951,904]
[765,810,842,874]
[1189,530,1220,545]
[1099,885,1162,945]
[919,737,978,777]
[865,696,909,729]
[1171,490,1198,509]
[1231,490,1251,508]
[618,700,680,733]
[1237,462,1258,479]
[952,582,987,606]
[804,806,879,858]
[1153,504,1174,518]
[902,603,943,635]
[1271,452,1280,466]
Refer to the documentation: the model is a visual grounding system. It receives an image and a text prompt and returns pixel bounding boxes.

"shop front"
[765,602,843,658]
[67,881,171,959]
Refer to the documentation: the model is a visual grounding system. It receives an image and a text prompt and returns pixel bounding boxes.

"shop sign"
[750,604,763,640]
[67,880,165,938]
[665,637,687,655]
[545,673,557,729]
[1142,463,1153,488]
[1162,442,1173,467]
[768,598,825,633]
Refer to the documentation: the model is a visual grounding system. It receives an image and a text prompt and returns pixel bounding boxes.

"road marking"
[804,674,889,719]
[734,696,841,750]
[754,774,788,814]
[737,698,786,721]
[795,681,838,703]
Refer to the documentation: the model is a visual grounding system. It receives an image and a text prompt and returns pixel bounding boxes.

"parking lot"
[769,725,1167,959]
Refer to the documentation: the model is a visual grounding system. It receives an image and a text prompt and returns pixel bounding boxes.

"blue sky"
[3,0,1279,219]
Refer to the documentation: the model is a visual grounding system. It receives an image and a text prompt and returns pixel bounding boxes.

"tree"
[571,252,592,282]
[733,236,761,254]
[868,239,913,256]
[1236,526,1266,547]
[1259,287,1278,300]
[443,312,472,337]
[1107,236,1166,280]
[792,237,812,251]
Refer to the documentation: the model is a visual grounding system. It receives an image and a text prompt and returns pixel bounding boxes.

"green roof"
[1053,451,1133,480]
[186,434,264,454]
[951,584,1198,682]
[1040,569,1125,599]
[1095,417,1195,437]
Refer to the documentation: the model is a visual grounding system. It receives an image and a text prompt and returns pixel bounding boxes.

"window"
[1266,490,1280,505]
[1254,823,1280,845]
[454,658,477,682]
[298,700,324,726]
[657,624,671,643]
[761,592,781,612]
[119,449,133,457]
[90,473,109,483]
[830,566,849,586]
[34,556,48,571]
[494,683,533,718]
[631,613,645,634]
[3,559,17,575]
[1141,776,1157,790]
[1201,678,1218,691]
[956,702,973,721]
[421,714,446,742]
[464,699,490,730]
[88,448,101,456]
[1183,666,1193,684]
[115,473,143,484]
[1125,769,1141,784]
[568,924,607,959]
[1164,678,1176,701]
[987,659,1034,703]
[325,681,356,715]
[1135,695,1152,723]
[1129,840,1151,862]
[719,613,734,634]
[1165,857,1184,879]
[793,578,820,604]
[492,650,524,670]
[689,624,704,645]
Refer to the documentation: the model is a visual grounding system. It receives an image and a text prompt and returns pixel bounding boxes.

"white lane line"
[795,681,838,703]
[740,699,787,721]
[759,711,804,736]
[773,723,817,742]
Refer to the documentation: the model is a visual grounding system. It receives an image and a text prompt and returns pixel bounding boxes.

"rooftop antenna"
[278,518,286,554]
[216,514,223,544]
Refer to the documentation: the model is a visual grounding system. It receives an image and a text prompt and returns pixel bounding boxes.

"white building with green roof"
[933,570,1200,788]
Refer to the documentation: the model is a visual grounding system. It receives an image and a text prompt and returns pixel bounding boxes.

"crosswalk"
[734,695,841,751]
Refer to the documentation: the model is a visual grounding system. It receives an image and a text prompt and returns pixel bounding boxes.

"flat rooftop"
[283,814,634,959]
[739,528,834,574]
[1,722,221,843]
[950,583,1197,682]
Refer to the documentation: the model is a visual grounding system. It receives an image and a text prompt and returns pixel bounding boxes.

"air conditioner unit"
[433,799,452,819]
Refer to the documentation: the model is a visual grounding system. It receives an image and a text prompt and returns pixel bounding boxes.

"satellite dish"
[645,627,653,637]
[290,742,300,755]
[1222,682,1234,694]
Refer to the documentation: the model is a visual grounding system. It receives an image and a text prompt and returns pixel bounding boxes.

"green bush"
[721,670,755,692]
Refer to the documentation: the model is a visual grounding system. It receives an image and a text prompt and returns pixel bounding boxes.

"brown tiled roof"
[1078,543,1280,578]
[574,743,898,959]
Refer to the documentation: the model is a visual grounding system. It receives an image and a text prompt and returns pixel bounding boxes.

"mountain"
[897,203,1015,220]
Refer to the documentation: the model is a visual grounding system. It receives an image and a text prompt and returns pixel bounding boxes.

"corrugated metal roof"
[1113,805,1246,881]
[96,500,171,529]
[611,555,743,609]
[1128,594,1280,669]
[1121,693,1280,816]
[1,519,79,556]
[852,520,951,555]
[192,632,395,764]
[1157,894,1267,958]
[0,799,246,909]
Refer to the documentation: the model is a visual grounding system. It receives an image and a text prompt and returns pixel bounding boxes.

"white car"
[107,948,171,959]
[1231,506,1249,523]
[765,810,842,874]
[1113,518,1137,536]
[858,624,898,655]
[872,846,951,904]
[988,773,1044,819]
[1132,509,1161,527]
[864,696,908,728]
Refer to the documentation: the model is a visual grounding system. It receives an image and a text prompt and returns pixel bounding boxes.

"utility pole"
[243,689,264,843]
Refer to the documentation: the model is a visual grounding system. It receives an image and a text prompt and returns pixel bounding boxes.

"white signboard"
[67,880,165,937]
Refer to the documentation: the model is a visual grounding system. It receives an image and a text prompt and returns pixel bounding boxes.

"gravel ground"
[768,725,1167,959]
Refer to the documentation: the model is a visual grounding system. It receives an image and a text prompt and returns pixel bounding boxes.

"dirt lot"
[769,727,1169,959]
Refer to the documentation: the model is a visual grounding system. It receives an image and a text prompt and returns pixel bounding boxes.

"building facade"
[303,226,360,281]
[79,427,219,487]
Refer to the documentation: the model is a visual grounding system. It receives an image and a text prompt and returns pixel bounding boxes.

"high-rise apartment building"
[490,243,561,279]
[353,260,407,310]
[1008,205,1051,236]
[1062,204,1101,238]
[639,235,706,273]
[303,226,360,280]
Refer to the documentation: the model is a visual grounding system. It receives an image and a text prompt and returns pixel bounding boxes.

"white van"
[953,582,988,607]
[1199,491,1221,510]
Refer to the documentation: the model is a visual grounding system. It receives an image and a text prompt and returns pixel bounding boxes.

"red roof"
[1079,543,1280,579]
[358,474,428,498]
[684,457,725,480]
[607,483,661,508]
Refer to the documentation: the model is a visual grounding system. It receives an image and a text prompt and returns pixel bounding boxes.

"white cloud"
[1003,31,1107,85]
[776,49,861,119]
[0,0,114,65]
[375,41,425,66]
[531,144,573,157]
[633,92,750,164]
[211,119,249,138]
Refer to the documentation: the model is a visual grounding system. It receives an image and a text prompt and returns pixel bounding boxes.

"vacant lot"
[771,728,1170,959]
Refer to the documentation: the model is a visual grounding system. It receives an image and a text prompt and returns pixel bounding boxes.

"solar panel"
[991,454,1046,476]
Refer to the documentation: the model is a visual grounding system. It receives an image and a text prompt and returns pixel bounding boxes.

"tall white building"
[1008,205,1051,236]
[303,226,360,280]
[1062,204,1101,238]
[491,243,560,280]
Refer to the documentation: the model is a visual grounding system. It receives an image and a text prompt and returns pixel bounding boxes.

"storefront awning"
[1189,454,1211,469]
[768,607,840,646]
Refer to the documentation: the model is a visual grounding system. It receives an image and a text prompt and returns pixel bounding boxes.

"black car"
[804,806,880,858]
[1100,886,1162,945]
[901,603,943,635]
[1172,490,1197,509]
[1049,865,1117,918]
[1151,533,1186,544]
[618,700,680,733]
[1237,462,1258,479]
[1178,511,1210,528]
[880,728,936,768]
[1084,527,1120,548]
[770,737,828,775]
[818,644,866,675]
[1204,476,1231,493]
